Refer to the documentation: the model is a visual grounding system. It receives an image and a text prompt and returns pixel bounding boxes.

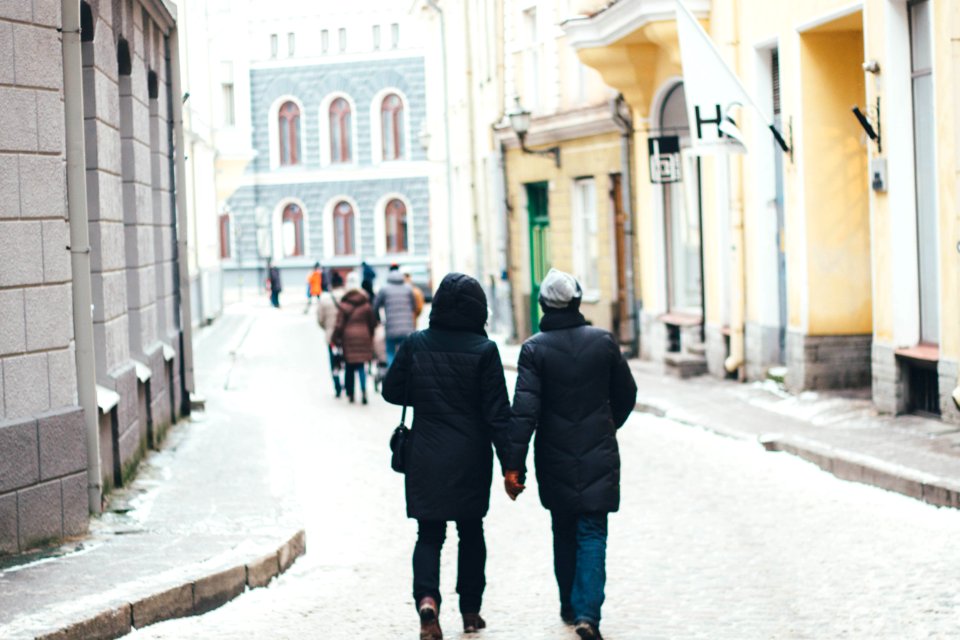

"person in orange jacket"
[305,262,323,314]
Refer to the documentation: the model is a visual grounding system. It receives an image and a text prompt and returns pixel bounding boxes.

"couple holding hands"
[383,269,638,640]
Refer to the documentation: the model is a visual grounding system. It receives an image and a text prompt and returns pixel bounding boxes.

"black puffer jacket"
[508,304,637,514]
[383,273,512,521]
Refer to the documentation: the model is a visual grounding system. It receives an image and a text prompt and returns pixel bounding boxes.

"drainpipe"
[166,28,196,413]
[425,0,456,273]
[723,0,746,375]
[497,139,517,342]
[611,95,639,357]
[62,0,102,513]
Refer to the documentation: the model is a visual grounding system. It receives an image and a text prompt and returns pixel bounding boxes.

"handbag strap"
[400,334,414,427]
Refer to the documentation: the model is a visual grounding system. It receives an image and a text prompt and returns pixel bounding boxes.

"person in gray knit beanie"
[538,268,582,309]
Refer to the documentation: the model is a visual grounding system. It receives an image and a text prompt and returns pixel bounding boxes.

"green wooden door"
[526,182,550,334]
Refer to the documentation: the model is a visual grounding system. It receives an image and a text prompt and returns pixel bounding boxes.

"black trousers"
[413,519,486,614]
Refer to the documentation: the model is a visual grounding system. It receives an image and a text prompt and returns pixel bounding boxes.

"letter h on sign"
[694,104,723,141]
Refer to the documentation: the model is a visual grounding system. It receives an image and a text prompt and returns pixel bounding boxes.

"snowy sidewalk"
[0,305,306,639]
[493,336,960,509]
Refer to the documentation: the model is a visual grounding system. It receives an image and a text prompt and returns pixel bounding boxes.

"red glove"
[504,470,525,501]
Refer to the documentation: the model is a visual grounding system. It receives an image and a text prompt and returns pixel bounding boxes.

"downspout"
[425,0,456,273]
[724,0,746,375]
[611,95,639,357]
[62,0,102,513]
[166,28,196,414]
[498,138,517,342]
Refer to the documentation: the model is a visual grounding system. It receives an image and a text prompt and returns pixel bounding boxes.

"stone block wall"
[786,332,872,392]
[80,0,184,492]
[744,322,783,381]
[0,0,87,555]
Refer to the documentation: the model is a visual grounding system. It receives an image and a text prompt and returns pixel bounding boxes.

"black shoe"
[560,607,575,625]
[361,393,368,405]
[575,621,602,640]
[462,612,486,633]
[348,394,355,404]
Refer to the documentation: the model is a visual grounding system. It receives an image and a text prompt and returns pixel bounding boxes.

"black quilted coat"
[382,273,512,521]
[508,303,637,514]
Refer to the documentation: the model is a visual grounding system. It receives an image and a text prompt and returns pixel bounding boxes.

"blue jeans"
[551,512,608,626]
[385,336,407,367]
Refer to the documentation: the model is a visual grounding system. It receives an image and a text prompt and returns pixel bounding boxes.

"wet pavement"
[128,296,960,639]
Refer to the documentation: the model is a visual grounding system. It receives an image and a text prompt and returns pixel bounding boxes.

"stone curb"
[34,529,307,640]
[632,397,960,510]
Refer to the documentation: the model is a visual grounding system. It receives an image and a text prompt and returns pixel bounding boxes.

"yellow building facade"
[497,0,638,341]
[565,0,959,423]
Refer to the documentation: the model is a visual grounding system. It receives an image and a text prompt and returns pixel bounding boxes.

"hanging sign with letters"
[648,135,682,184]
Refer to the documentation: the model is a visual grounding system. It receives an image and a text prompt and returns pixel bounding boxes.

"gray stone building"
[221,26,432,288]
[0,0,193,556]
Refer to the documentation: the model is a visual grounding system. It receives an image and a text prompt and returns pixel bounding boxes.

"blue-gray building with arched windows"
[223,53,431,295]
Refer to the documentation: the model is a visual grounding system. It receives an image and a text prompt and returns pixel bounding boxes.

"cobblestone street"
[129,299,960,639]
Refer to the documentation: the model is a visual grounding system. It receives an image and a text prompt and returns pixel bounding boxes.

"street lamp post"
[507,97,561,168]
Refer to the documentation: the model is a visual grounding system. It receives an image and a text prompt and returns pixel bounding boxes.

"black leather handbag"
[389,403,409,473]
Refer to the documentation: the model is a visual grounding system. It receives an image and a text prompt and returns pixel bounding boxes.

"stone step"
[686,341,707,356]
[664,352,708,379]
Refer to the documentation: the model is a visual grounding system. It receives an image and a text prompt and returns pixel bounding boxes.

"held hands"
[504,470,525,501]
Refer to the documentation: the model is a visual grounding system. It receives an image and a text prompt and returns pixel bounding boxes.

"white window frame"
[319,92,359,167]
[323,195,363,259]
[267,95,307,170]
[373,192,414,257]
[369,87,411,164]
[572,177,601,302]
[272,197,310,261]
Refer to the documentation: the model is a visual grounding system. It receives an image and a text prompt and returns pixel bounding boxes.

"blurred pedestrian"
[404,268,425,326]
[317,271,346,397]
[374,265,417,366]
[266,259,282,308]
[361,260,376,300]
[507,269,637,640]
[305,262,323,313]
[332,272,377,404]
[382,273,515,640]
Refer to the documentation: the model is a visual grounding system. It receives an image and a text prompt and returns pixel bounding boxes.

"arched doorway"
[656,81,704,323]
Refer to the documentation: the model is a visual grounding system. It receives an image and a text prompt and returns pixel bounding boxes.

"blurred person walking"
[382,273,517,640]
[374,265,417,366]
[305,262,323,313]
[507,269,637,640]
[266,259,282,308]
[332,272,378,404]
[404,268,426,326]
[361,260,377,300]
[317,271,346,397]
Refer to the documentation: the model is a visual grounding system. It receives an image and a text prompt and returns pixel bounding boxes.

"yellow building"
[497,0,638,342]
[565,0,959,423]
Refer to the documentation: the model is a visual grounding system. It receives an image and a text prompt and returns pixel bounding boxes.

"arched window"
[281,203,304,257]
[333,201,355,255]
[381,94,404,161]
[218,213,231,259]
[278,101,301,165]
[329,98,352,163]
[384,199,408,253]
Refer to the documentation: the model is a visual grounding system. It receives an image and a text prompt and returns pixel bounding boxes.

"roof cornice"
[562,0,711,50]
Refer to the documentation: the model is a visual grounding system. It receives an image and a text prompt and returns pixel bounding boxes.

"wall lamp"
[508,97,560,167]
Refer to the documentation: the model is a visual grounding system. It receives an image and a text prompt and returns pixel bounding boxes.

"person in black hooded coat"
[507,268,637,640]
[382,272,515,640]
